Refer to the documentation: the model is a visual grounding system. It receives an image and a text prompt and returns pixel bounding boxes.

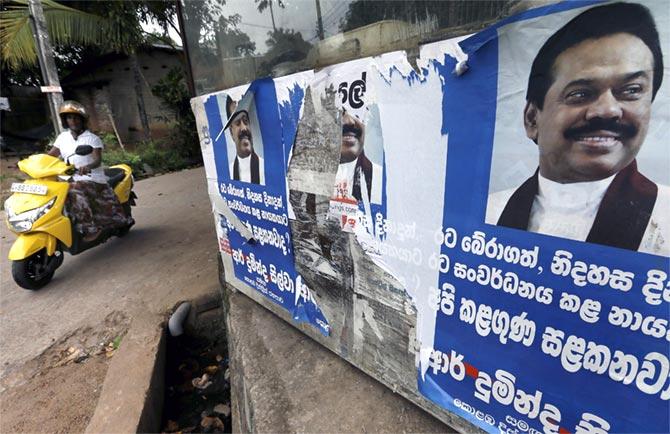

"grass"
[112,335,123,350]
[101,140,193,178]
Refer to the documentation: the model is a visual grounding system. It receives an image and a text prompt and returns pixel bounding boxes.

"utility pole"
[28,0,64,134]
[315,0,324,40]
[269,0,276,32]
[175,0,196,97]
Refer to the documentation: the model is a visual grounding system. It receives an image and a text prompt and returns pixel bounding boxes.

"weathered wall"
[66,49,184,142]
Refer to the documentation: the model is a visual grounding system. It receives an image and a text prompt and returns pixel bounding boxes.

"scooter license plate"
[10,183,47,195]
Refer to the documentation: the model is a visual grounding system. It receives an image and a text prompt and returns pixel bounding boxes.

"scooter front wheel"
[11,249,61,290]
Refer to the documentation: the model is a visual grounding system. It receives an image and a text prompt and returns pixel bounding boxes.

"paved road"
[0,167,219,383]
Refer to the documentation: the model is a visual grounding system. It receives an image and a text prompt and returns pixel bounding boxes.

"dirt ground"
[2,357,109,433]
[0,165,220,432]
[0,310,130,432]
[1,157,26,205]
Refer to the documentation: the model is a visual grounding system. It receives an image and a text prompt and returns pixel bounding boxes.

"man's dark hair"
[226,95,235,118]
[526,2,663,109]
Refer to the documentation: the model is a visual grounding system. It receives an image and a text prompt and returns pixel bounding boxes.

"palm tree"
[1,0,113,70]
[1,0,155,139]
[255,0,285,32]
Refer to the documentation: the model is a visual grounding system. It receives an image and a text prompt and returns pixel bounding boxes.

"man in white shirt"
[49,115,106,185]
[333,110,382,204]
[486,3,669,257]
[225,96,265,185]
[48,100,132,242]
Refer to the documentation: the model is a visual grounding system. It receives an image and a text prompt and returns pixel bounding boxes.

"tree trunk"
[129,52,151,141]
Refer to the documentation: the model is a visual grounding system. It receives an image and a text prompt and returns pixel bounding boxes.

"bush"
[137,141,187,173]
[101,70,196,177]
[101,140,189,177]
[151,67,201,163]
[99,132,119,147]
[102,148,143,174]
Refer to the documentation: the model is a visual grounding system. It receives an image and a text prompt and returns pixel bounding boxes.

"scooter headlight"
[5,198,56,233]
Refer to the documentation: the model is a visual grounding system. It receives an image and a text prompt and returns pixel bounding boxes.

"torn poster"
[191,1,670,431]
[199,77,330,336]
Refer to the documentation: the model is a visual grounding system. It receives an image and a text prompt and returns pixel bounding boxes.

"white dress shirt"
[236,154,253,183]
[486,174,670,257]
[229,154,265,184]
[527,173,616,241]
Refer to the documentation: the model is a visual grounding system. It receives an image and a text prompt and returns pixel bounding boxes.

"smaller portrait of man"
[486,2,669,256]
[333,109,383,204]
[224,95,265,185]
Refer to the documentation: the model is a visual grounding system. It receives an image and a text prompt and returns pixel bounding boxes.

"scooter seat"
[104,168,126,189]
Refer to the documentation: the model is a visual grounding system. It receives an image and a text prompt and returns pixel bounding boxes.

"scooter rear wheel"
[11,249,59,290]
[116,201,133,238]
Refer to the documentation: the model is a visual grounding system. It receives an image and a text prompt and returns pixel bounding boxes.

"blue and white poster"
[417,2,670,433]
[192,1,670,431]
[199,76,330,336]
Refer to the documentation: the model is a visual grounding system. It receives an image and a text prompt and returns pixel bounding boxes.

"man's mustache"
[564,118,637,140]
[238,130,252,142]
[342,123,362,139]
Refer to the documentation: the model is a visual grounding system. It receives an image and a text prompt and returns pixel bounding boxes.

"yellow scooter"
[4,145,136,290]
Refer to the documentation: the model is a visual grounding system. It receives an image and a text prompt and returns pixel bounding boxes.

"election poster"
[196,75,330,336]
[192,1,670,432]
[418,2,670,433]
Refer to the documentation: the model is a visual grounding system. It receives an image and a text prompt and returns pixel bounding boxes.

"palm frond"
[1,0,117,70]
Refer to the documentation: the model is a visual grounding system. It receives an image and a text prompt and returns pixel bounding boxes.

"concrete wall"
[67,49,185,143]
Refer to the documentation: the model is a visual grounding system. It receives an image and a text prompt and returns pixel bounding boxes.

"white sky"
[225,0,354,52]
[143,0,354,54]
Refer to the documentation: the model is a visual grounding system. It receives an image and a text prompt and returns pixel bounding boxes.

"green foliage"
[339,0,508,32]
[151,67,200,162]
[1,0,179,81]
[182,0,240,48]
[218,29,256,58]
[102,148,143,175]
[112,335,123,350]
[255,0,285,14]
[259,28,312,76]
[138,141,187,173]
[1,0,114,70]
[98,132,119,148]
[151,67,188,116]
[39,132,58,152]
[102,140,190,177]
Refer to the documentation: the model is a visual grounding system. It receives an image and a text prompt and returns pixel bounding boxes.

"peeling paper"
[193,32,473,389]
[350,55,453,379]
[194,77,331,336]
[418,35,470,71]
[190,2,670,431]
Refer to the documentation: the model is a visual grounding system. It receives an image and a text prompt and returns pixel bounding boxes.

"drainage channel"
[161,297,231,433]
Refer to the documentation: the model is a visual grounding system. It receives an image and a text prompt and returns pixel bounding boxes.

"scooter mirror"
[74,145,93,156]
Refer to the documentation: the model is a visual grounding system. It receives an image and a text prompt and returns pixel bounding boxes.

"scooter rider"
[47,100,133,242]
